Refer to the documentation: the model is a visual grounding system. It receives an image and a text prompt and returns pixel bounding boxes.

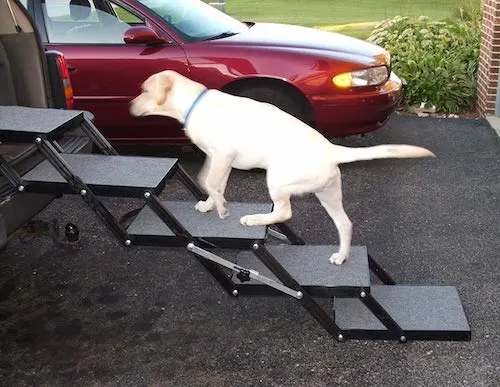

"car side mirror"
[124,26,170,45]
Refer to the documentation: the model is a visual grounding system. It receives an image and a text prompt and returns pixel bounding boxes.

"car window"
[136,0,247,42]
[42,0,145,44]
[110,3,142,24]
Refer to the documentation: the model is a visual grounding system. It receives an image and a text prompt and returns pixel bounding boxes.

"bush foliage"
[367,13,481,113]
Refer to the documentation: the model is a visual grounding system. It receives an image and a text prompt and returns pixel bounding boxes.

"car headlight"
[332,66,389,88]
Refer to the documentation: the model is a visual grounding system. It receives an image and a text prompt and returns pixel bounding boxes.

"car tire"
[234,86,308,124]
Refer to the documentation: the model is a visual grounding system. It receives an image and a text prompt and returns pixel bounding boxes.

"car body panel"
[43,42,190,141]
[205,22,387,61]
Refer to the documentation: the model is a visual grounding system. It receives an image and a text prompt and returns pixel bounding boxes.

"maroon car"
[23,0,405,145]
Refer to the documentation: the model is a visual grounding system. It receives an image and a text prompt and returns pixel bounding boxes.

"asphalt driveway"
[0,115,499,386]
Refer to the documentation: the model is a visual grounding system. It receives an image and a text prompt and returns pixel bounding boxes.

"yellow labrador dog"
[130,70,434,265]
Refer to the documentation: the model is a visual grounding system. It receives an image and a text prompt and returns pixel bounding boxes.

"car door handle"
[67,64,77,74]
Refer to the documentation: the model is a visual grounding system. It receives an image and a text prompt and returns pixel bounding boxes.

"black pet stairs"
[0,106,471,342]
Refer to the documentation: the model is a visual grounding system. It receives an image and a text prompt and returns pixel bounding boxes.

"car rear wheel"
[234,86,309,124]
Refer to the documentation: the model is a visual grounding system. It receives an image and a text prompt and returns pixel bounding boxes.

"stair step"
[0,106,85,142]
[127,201,272,248]
[334,285,471,341]
[21,154,177,197]
[235,245,370,297]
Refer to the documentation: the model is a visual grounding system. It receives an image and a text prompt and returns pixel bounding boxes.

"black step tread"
[334,285,471,340]
[127,200,271,248]
[0,106,85,142]
[236,245,370,297]
[22,154,177,196]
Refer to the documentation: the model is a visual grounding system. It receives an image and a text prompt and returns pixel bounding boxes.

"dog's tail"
[332,144,435,164]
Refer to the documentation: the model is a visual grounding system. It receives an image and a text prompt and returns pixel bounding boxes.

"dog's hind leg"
[240,188,292,226]
[203,152,235,219]
[314,172,352,265]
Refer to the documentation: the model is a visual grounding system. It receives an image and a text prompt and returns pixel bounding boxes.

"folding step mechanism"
[0,106,471,343]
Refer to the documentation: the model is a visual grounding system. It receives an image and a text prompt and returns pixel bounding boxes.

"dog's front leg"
[203,152,235,219]
[195,156,215,213]
[195,155,232,214]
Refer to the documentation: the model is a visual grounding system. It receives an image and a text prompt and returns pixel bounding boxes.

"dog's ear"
[155,72,174,106]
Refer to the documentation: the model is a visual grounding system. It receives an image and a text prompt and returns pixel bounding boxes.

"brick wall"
[478,0,500,116]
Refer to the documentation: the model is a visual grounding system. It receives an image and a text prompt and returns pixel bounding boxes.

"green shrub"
[367,14,481,113]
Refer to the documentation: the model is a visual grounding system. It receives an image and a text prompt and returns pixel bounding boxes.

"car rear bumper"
[311,71,405,138]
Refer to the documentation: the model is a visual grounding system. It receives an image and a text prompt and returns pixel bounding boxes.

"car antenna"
[4,0,22,32]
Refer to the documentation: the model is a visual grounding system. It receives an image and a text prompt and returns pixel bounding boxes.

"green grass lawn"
[225,0,479,39]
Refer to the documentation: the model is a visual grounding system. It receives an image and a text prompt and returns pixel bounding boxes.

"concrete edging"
[486,116,500,137]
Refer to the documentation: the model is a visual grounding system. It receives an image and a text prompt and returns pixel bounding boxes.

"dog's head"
[129,70,206,123]
[129,70,177,118]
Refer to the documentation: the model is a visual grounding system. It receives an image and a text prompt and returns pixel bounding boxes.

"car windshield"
[136,0,248,42]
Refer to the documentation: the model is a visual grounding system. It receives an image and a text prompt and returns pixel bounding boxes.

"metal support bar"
[0,154,24,188]
[175,164,208,201]
[273,222,305,245]
[194,256,237,294]
[251,242,343,338]
[144,193,193,243]
[360,291,406,341]
[368,254,396,285]
[52,140,64,153]
[81,117,119,155]
[187,243,303,299]
[34,136,131,244]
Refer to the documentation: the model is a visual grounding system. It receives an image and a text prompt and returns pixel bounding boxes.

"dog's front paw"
[329,253,347,265]
[195,199,214,213]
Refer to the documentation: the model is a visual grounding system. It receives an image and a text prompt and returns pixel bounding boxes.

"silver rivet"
[35,137,42,144]
[360,291,366,298]
[18,185,25,192]
[296,291,303,299]
[125,239,131,246]
[144,191,151,199]
[187,243,194,251]
[252,243,259,250]
[337,334,344,342]
[232,289,238,297]
[80,189,87,196]
[400,335,407,343]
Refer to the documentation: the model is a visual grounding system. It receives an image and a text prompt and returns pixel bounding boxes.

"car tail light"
[56,53,74,109]
[46,50,74,109]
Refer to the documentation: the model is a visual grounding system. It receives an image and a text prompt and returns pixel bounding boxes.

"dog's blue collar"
[184,88,209,126]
